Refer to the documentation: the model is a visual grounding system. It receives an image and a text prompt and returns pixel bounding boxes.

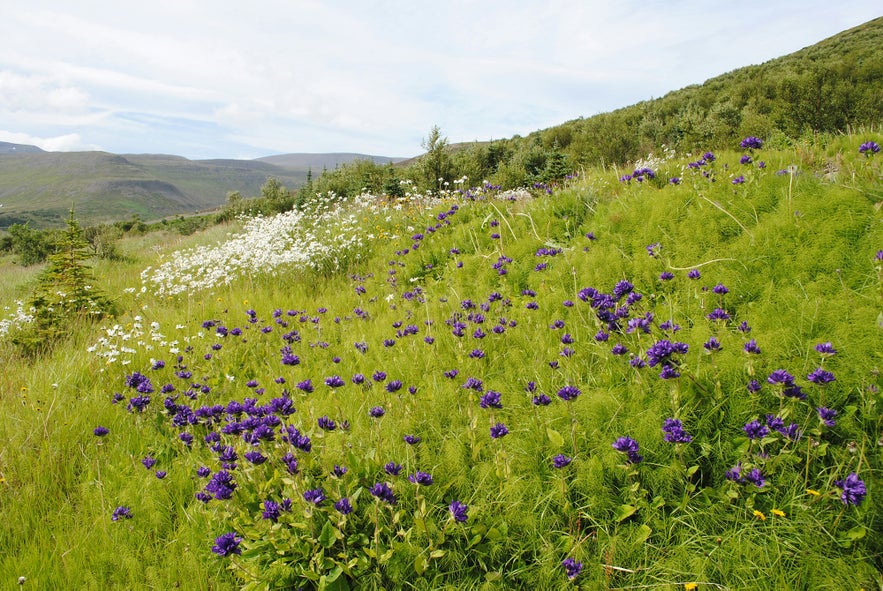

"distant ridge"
[0,141,45,154]
[256,153,407,171]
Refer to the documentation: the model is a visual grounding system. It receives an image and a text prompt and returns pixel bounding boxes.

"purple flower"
[817,407,837,428]
[687,269,701,279]
[659,271,674,281]
[490,423,509,439]
[385,380,403,393]
[767,369,795,385]
[211,532,243,557]
[94,426,109,437]
[744,339,761,354]
[662,418,692,443]
[449,500,469,523]
[556,385,581,401]
[659,364,681,379]
[369,406,385,418]
[815,342,837,356]
[384,462,403,476]
[318,416,337,431]
[732,175,745,185]
[335,497,354,514]
[532,394,552,406]
[403,434,421,445]
[834,473,866,506]
[296,379,314,393]
[858,141,880,155]
[552,454,572,469]
[244,451,266,465]
[111,506,133,521]
[262,499,282,522]
[197,466,211,478]
[739,155,753,165]
[408,471,433,486]
[706,308,731,321]
[479,391,503,409]
[807,368,835,384]
[703,337,722,352]
[205,470,237,500]
[142,456,157,469]
[612,436,643,463]
[562,557,583,580]
[740,136,763,150]
[332,465,348,478]
[324,375,345,388]
[744,468,766,488]
[725,463,743,482]
[155,470,167,479]
[669,177,681,185]
[303,488,326,506]
[743,420,769,440]
[611,343,628,356]
[370,482,397,505]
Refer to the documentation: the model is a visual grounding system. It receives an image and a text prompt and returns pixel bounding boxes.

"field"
[0,134,880,590]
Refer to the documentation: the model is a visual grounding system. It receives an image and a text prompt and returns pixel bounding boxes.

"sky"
[0,1,879,160]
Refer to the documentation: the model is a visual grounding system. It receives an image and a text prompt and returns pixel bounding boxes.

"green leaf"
[414,554,426,576]
[547,428,565,448]
[318,521,338,549]
[430,549,446,559]
[686,465,699,477]
[634,524,652,544]
[614,504,637,522]
[845,525,866,541]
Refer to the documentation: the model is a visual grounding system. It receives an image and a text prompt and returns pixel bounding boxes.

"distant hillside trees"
[7,223,53,266]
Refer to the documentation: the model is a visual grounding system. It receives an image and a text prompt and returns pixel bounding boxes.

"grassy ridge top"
[0,133,880,589]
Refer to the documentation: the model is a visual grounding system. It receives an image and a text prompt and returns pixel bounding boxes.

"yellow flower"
[684,584,698,590]
[753,509,766,521]
[772,509,786,517]
[806,489,821,497]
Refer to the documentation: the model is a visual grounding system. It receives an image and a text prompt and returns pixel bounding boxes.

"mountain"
[256,153,406,171]
[0,152,404,229]
[0,141,45,154]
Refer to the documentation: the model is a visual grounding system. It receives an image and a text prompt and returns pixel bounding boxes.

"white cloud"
[0,0,879,158]
[0,130,102,152]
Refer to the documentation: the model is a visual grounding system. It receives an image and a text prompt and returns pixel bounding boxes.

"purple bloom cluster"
[662,418,692,443]
[562,557,583,580]
[834,473,866,506]
[449,500,469,523]
[612,436,643,463]
[211,532,243,556]
[858,141,879,155]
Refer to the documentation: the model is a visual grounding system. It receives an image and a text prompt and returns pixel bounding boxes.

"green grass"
[0,136,880,590]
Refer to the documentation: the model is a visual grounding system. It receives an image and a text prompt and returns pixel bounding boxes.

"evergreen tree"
[14,209,114,355]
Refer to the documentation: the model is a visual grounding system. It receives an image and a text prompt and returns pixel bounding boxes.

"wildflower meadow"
[0,134,880,590]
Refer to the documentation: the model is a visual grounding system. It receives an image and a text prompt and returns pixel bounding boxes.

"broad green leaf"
[634,524,652,544]
[430,549,446,559]
[547,427,565,448]
[614,504,637,522]
[318,520,338,549]
[414,554,426,576]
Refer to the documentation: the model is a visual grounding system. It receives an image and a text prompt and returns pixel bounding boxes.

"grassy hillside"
[0,132,879,590]
[0,152,306,229]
